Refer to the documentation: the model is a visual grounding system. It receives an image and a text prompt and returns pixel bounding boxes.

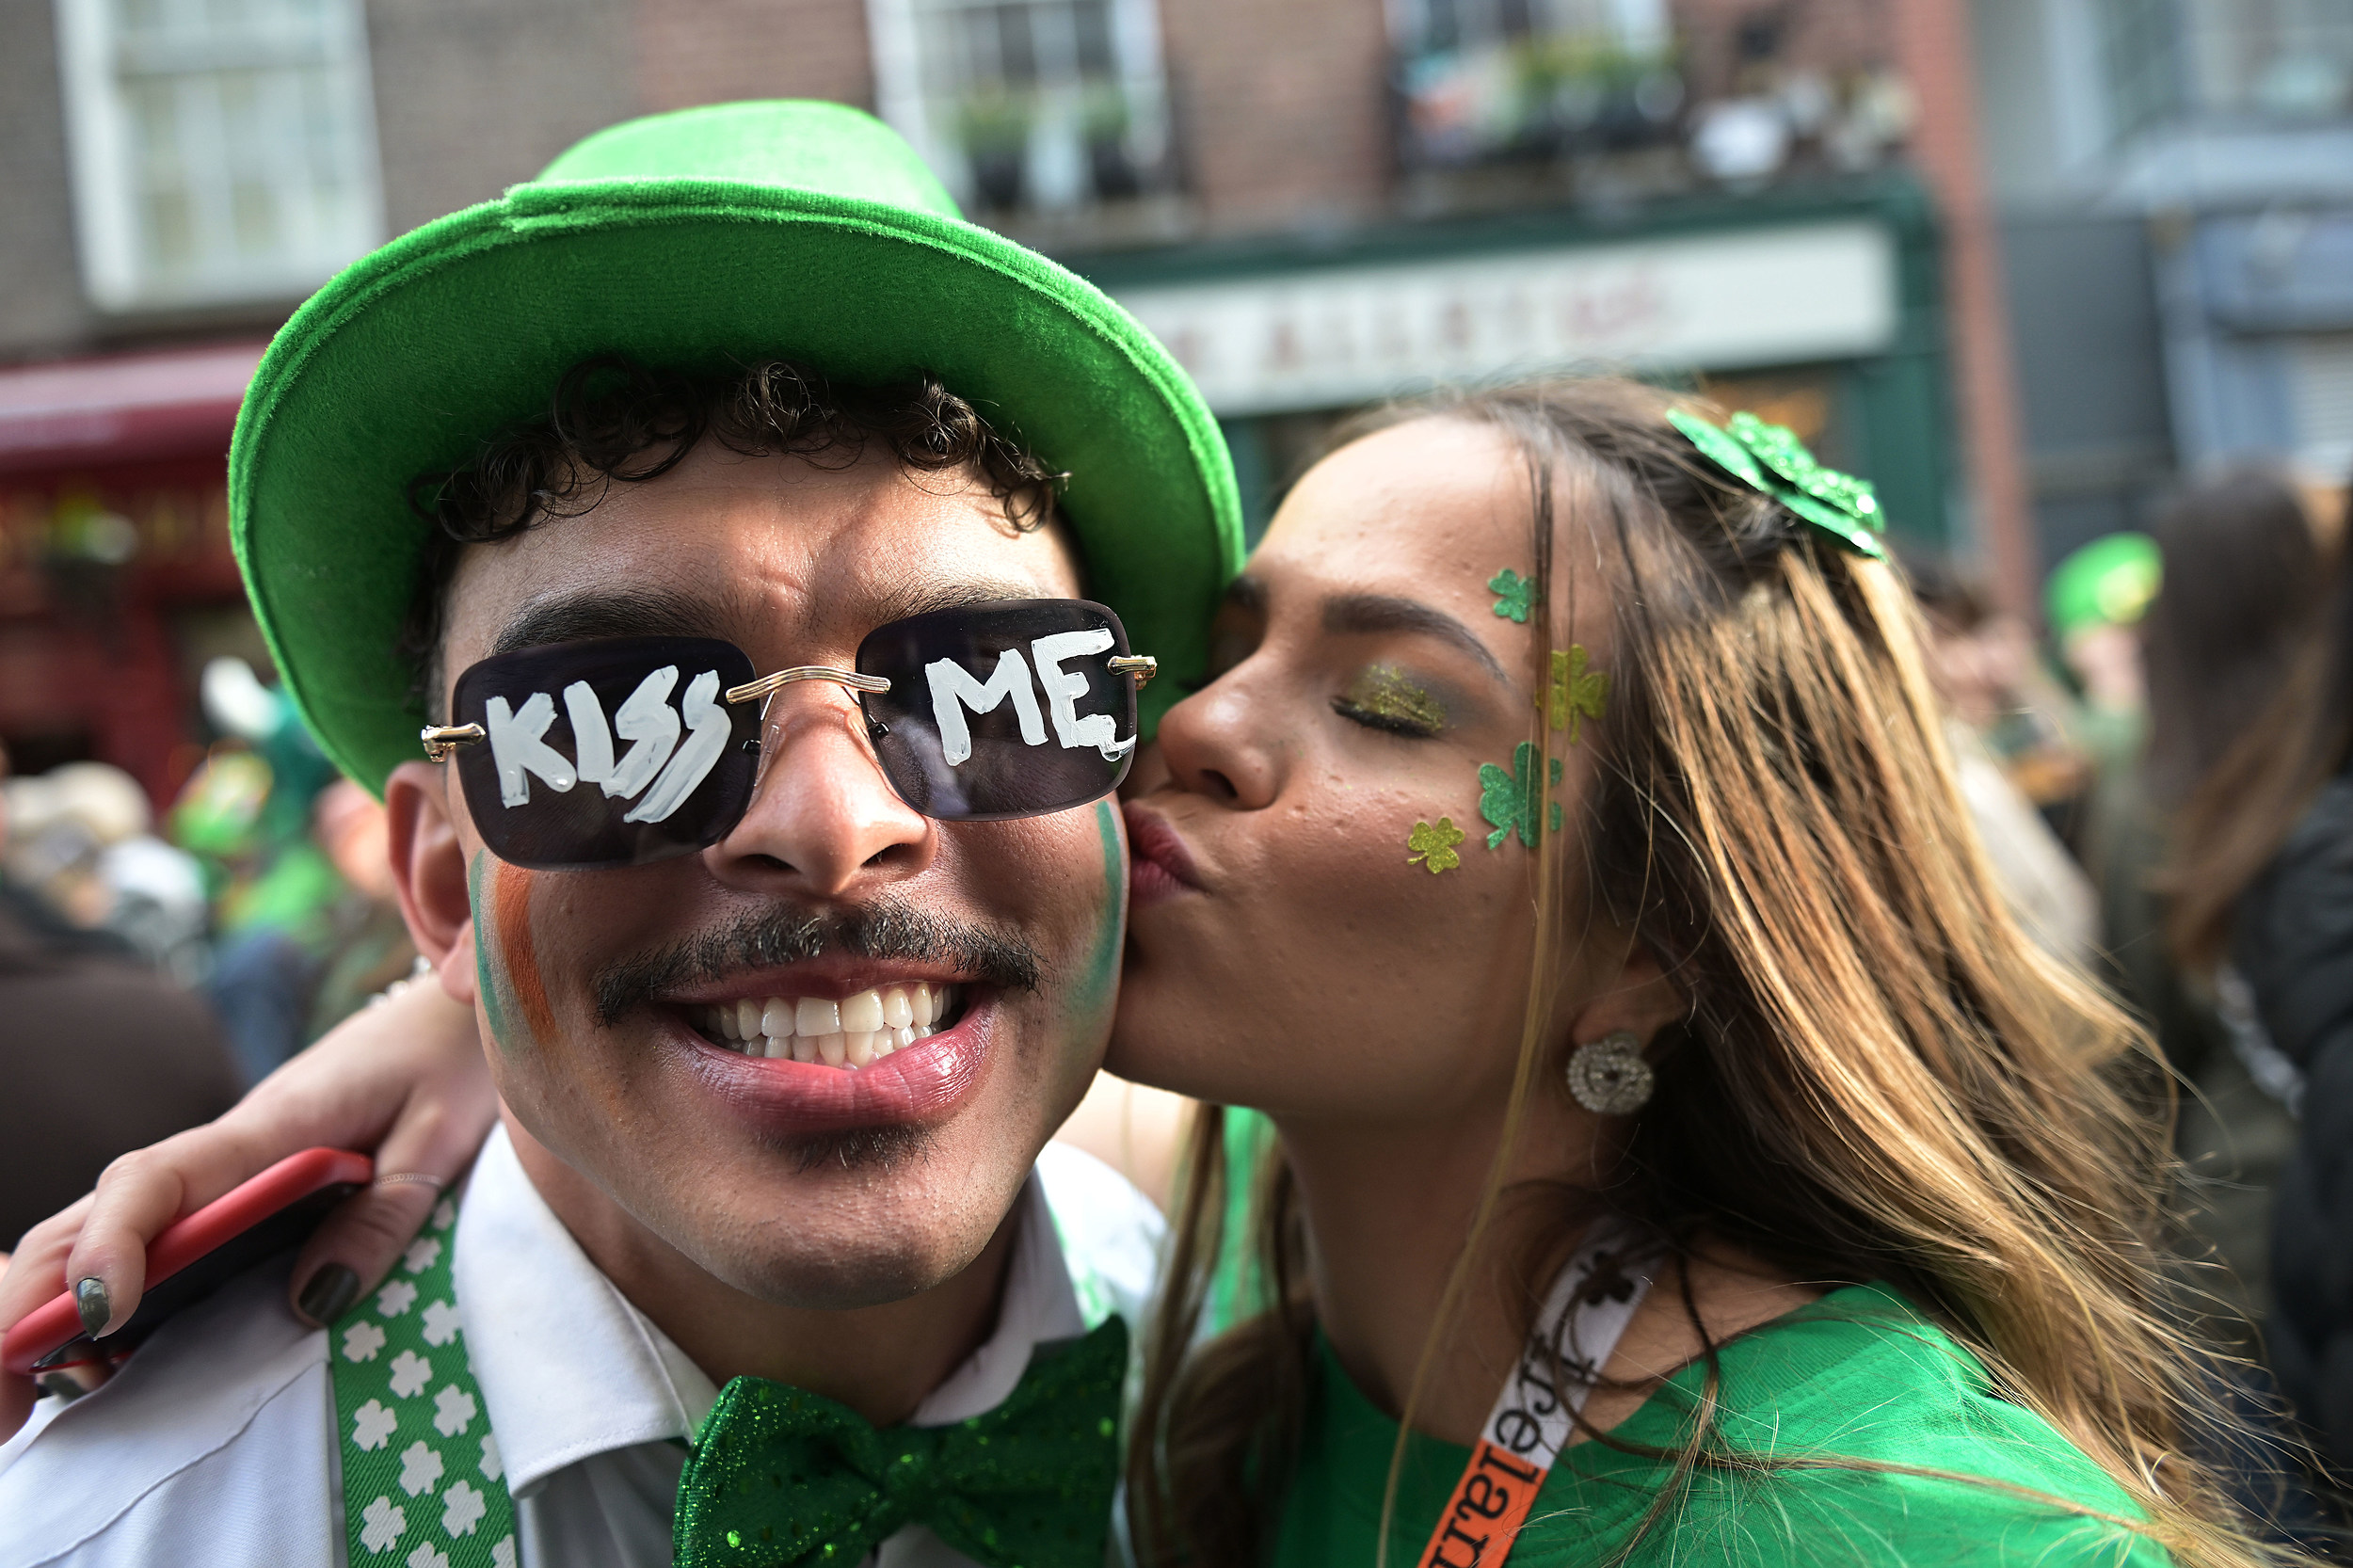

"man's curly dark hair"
[400,354,1068,712]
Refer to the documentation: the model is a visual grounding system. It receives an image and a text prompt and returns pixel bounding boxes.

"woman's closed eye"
[1331,664,1449,739]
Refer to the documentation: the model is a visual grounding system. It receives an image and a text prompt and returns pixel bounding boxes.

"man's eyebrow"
[1321,592,1511,683]
[1221,574,1267,615]
[493,588,719,655]
[863,577,1060,625]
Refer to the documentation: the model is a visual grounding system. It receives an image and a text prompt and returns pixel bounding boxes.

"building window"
[1389,0,1682,169]
[56,0,384,312]
[867,0,1176,216]
[2101,0,2353,133]
[2291,332,2353,480]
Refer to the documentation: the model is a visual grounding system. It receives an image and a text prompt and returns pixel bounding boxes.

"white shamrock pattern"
[334,1189,511,1568]
[360,1496,406,1554]
[421,1300,463,1347]
[398,1440,444,1497]
[433,1384,478,1438]
[441,1479,488,1537]
[353,1400,398,1450]
[388,1349,433,1398]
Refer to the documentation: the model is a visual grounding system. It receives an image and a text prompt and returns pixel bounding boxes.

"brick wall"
[369,0,637,234]
[0,0,99,360]
[1159,0,1389,233]
[634,0,874,115]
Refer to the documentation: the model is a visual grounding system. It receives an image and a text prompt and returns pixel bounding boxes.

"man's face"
[389,441,1122,1310]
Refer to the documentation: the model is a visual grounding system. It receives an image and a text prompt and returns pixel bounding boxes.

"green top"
[1274,1287,2169,1568]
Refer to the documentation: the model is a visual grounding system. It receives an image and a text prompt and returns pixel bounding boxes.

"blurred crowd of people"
[1914,464,2353,1491]
[0,656,414,1244]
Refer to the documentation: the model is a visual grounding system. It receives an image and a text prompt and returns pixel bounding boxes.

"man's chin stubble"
[772,1121,937,1175]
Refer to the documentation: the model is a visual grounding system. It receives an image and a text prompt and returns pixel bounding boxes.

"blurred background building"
[1977,0,2353,569]
[0,0,2052,808]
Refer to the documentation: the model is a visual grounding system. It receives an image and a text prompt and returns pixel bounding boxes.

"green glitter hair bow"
[1666,408,1886,560]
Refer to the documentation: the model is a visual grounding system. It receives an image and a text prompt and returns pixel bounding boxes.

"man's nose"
[705,685,934,897]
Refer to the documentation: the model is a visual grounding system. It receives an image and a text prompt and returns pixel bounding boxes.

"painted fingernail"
[74,1276,111,1338]
[296,1264,360,1326]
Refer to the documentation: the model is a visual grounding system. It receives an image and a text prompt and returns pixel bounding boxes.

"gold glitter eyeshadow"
[1341,664,1448,733]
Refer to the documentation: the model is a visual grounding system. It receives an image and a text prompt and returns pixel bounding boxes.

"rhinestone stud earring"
[1565,1030,1654,1115]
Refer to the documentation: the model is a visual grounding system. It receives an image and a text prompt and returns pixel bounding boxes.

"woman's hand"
[0,976,493,1438]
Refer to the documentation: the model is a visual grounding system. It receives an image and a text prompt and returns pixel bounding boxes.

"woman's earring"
[1565,1030,1654,1115]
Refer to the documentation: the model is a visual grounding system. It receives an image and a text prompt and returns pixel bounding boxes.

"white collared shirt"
[0,1127,1161,1568]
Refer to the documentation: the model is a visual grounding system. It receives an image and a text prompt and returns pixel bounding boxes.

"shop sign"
[1112,220,1897,416]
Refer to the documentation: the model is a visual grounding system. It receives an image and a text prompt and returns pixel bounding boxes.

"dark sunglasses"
[422,599,1155,870]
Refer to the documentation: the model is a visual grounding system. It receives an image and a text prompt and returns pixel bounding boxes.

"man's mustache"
[592,897,1046,1026]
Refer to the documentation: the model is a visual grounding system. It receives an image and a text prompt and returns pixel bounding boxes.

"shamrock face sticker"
[1488,568,1535,624]
[1406,817,1465,874]
[1544,645,1609,744]
[1479,742,1563,850]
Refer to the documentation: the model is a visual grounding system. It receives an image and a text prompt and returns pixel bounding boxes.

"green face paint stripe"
[1078,799,1126,1019]
[467,850,516,1050]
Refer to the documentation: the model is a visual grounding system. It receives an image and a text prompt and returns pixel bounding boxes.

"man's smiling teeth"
[694,984,959,1068]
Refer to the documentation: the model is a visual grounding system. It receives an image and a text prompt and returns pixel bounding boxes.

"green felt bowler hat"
[2046,532,2161,638]
[230,100,1243,793]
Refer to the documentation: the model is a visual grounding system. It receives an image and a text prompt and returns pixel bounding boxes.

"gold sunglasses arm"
[1109,654,1157,685]
[725,666,892,706]
[421,724,485,761]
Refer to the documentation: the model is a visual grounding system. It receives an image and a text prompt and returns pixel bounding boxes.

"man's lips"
[1124,803,1203,904]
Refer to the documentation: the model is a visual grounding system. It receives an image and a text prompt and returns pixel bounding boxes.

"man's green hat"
[231,100,1244,793]
[2045,532,2161,638]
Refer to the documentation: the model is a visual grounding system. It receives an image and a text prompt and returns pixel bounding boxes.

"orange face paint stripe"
[491,861,558,1045]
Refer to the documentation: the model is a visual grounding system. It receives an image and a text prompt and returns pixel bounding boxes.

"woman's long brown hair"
[1127,378,2298,1567]
[2167,520,2351,970]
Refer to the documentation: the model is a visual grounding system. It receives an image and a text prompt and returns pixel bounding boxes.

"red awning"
[0,342,264,476]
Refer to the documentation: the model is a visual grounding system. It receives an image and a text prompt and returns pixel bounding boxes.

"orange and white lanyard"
[1414,1218,1655,1568]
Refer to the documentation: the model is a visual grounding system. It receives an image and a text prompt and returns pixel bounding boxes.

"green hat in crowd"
[230,100,1244,794]
[2045,532,2162,639]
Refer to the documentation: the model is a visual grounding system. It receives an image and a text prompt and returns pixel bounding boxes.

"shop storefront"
[1081,177,1954,546]
[0,344,265,806]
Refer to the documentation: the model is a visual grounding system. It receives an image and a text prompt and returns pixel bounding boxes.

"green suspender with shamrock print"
[328,1192,517,1568]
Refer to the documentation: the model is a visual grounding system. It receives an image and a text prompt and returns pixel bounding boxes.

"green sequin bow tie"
[673,1315,1128,1568]
[1666,407,1887,560]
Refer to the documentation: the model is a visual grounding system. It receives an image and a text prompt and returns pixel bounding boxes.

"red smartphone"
[3,1147,373,1399]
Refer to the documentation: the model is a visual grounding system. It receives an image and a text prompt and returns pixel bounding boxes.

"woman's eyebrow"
[1321,592,1510,683]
